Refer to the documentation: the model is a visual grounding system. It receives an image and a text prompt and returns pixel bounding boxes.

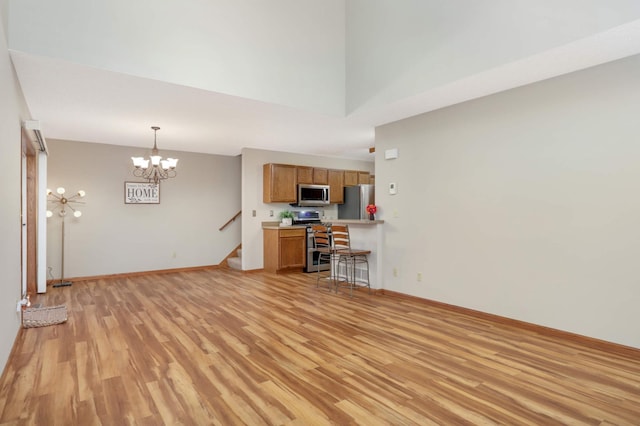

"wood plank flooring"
[0,269,639,425]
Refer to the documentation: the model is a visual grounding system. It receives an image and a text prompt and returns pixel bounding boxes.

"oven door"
[305,228,331,273]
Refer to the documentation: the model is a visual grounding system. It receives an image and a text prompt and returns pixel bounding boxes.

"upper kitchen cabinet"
[296,166,329,185]
[297,166,328,185]
[344,170,358,186]
[328,169,344,204]
[296,166,313,184]
[313,168,328,185]
[358,171,370,185]
[264,163,297,203]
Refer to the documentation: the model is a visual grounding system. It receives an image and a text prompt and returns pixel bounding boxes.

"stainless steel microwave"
[296,184,330,206]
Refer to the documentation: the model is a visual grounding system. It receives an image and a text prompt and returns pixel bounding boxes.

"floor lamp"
[47,187,85,288]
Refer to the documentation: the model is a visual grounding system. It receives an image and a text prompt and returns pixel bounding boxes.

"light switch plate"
[389,182,397,195]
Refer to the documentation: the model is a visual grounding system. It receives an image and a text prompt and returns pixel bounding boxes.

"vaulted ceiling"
[7,1,640,160]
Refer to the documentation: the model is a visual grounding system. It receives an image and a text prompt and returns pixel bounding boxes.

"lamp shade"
[132,157,145,168]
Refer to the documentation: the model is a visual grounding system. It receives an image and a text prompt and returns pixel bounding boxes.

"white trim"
[21,153,27,296]
[37,151,47,293]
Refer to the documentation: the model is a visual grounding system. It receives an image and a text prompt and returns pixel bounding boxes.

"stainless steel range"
[293,211,331,273]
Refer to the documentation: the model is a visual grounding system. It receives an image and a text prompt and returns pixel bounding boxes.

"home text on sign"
[125,182,160,204]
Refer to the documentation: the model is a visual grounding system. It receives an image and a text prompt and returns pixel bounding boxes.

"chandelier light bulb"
[132,157,145,168]
[77,190,86,197]
[150,155,162,166]
[46,210,53,218]
[56,187,66,195]
[46,188,52,195]
[73,211,82,218]
[59,210,67,217]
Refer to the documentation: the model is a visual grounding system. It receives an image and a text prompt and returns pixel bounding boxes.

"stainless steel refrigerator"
[338,184,375,219]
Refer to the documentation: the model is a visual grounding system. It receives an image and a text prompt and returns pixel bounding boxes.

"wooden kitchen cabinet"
[264,162,373,204]
[297,166,328,185]
[263,163,297,203]
[296,166,313,184]
[328,169,344,204]
[344,170,358,186]
[313,168,328,184]
[263,227,306,273]
[358,171,370,185]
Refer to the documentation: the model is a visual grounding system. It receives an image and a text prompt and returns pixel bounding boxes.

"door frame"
[21,129,38,296]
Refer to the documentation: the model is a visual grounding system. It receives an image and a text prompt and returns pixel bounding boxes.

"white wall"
[8,0,346,116]
[346,0,640,115]
[241,148,374,270]
[0,3,29,374]
[376,54,640,348]
[46,140,241,278]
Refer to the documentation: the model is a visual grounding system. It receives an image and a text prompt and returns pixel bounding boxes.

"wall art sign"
[124,182,160,204]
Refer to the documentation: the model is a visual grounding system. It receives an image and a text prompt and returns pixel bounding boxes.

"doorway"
[21,129,38,297]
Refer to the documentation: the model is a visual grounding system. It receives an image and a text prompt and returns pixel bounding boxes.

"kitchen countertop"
[262,219,384,229]
[261,222,308,230]
[326,219,384,225]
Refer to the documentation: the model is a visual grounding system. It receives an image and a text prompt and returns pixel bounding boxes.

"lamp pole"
[54,213,72,287]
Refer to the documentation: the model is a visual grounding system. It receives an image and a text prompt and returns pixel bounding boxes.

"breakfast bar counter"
[326,219,384,291]
[325,219,384,225]
[261,219,385,289]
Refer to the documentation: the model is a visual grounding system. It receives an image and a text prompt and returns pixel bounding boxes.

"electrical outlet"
[172,251,177,258]
[393,267,398,277]
[393,209,399,218]
[252,210,257,217]
[269,210,274,217]
[417,272,422,282]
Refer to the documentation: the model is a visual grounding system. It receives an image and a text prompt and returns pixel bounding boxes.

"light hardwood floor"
[1,269,639,425]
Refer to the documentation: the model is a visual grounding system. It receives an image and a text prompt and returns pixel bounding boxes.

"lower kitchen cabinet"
[263,227,306,273]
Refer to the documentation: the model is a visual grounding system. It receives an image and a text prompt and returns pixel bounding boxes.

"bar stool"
[311,224,334,290]
[331,224,371,297]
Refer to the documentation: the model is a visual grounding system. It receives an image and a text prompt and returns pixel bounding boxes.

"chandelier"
[131,126,178,184]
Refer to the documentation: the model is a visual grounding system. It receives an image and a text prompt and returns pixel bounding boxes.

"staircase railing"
[219,210,241,231]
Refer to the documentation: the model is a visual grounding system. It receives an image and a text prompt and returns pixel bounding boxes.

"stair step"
[236,248,242,258]
[227,257,242,270]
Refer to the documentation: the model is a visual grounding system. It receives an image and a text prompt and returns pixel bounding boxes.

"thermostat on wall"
[389,182,397,195]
